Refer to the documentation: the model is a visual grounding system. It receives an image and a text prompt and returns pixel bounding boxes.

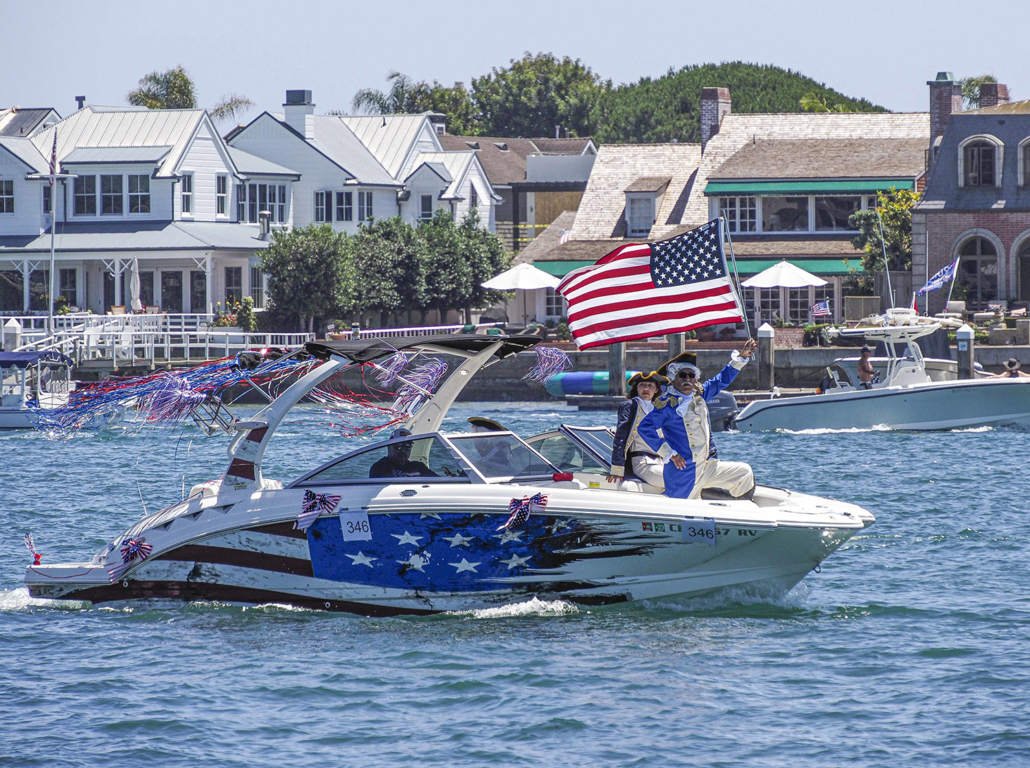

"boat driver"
[607,371,668,489]
[638,339,757,500]
[369,428,438,478]
[467,416,524,476]
[857,346,876,389]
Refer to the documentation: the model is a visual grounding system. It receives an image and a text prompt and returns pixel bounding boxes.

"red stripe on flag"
[570,299,742,337]
[574,316,739,350]
[566,283,733,323]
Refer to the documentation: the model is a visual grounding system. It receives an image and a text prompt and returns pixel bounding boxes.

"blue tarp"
[0,350,73,368]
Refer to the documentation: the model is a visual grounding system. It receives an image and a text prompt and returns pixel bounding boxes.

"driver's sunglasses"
[677,371,697,379]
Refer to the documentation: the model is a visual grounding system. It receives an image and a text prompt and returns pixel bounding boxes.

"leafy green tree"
[349,218,428,327]
[457,210,511,322]
[592,62,885,144]
[961,74,998,110]
[419,210,474,323]
[126,65,254,122]
[471,52,604,137]
[261,224,351,334]
[848,188,920,274]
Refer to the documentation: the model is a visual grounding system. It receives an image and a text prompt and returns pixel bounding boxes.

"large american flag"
[557,219,744,349]
[48,130,58,185]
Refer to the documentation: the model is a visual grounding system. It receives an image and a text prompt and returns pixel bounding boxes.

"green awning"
[705,179,914,195]
[733,258,864,276]
[533,258,862,278]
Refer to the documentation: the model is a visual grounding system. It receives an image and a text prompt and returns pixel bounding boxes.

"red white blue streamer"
[499,493,548,530]
[24,533,40,565]
[523,347,572,383]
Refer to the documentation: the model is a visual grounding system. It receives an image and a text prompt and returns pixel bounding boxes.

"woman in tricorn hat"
[607,370,669,489]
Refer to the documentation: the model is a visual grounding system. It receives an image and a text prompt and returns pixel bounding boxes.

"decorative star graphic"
[549,518,571,534]
[495,529,524,544]
[345,551,377,568]
[391,531,423,547]
[500,553,530,570]
[419,512,442,520]
[444,532,472,548]
[449,558,480,573]
[397,553,428,572]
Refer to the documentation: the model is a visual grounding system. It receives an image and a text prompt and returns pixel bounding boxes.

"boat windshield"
[297,435,471,485]
[447,433,556,480]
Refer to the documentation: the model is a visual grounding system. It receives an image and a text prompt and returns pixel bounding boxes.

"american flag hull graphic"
[23,484,870,615]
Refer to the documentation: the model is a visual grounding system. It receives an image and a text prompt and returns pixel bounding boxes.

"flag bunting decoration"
[498,493,548,531]
[557,219,744,349]
[918,258,960,295]
[297,489,342,531]
[24,533,41,565]
[107,537,153,582]
[811,300,831,318]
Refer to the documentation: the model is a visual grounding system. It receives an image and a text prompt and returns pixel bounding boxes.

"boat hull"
[24,485,870,615]
[733,378,1030,432]
[0,409,37,429]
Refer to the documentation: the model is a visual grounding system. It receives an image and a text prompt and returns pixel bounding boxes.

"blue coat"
[637,361,742,498]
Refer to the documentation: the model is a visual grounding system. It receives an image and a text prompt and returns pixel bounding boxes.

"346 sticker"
[682,517,717,546]
[340,510,372,541]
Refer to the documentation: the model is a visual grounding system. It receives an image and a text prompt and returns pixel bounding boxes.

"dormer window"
[1020,139,1030,187]
[626,196,654,237]
[958,135,1003,188]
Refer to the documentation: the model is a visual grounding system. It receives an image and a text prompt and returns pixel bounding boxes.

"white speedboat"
[25,335,874,615]
[733,318,1030,432]
[0,350,74,429]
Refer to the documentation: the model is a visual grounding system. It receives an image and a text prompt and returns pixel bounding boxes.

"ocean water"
[2,403,1029,767]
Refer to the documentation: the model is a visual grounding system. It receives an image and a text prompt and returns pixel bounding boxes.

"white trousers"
[688,459,754,500]
[630,455,666,490]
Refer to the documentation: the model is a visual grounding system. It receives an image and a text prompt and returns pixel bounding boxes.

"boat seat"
[612,478,665,494]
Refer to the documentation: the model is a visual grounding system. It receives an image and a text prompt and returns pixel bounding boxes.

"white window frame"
[544,287,567,318]
[0,179,13,214]
[469,184,478,210]
[813,195,862,232]
[277,185,287,223]
[181,173,193,216]
[336,191,352,222]
[100,174,123,216]
[216,175,227,216]
[236,184,246,221]
[1018,137,1030,188]
[42,184,52,216]
[315,191,332,223]
[74,175,96,216]
[958,134,1003,188]
[250,265,265,308]
[718,195,756,233]
[625,193,654,237]
[419,193,433,221]
[358,190,373,222]
[128,174,150,214]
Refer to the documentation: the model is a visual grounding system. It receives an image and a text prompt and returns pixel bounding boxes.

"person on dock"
[990,358,1030,379]
[858,346,877,389]
[638,339,757,500]
[607,371,669,489]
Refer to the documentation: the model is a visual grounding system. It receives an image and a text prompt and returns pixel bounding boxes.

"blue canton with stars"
[650,220,726,288]
[307,512,586,593]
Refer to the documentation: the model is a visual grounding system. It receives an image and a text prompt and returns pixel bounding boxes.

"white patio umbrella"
[481,263,560,326]
[480,262,560,290]
[128,257,143,312]
[741,260,827,289]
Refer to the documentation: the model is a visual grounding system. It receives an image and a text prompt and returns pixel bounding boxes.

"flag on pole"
[559,229,571,245]
[556,219,744,350]
[918,257,959,295]
[811,299,831,318]
[48,130,58,185]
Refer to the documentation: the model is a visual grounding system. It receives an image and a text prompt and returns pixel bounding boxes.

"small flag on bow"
[498,493,548,531]
[297,489,342,531]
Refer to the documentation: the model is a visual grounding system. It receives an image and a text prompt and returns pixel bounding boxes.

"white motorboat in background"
[25,335,874,615]
[733,314,1030,432]
[0,350,74,429]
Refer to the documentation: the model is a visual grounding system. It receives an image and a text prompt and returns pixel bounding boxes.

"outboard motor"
[708,389,738,432]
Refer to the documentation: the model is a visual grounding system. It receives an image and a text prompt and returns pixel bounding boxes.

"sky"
[2,0,1028,127]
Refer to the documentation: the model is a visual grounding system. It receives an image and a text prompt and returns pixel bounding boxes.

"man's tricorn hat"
[627,371,669,398]
[468,416,506,432]
[657,351,701,381]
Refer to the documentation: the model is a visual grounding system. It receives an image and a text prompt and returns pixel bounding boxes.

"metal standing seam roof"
[0,137,48,173]
[405,161,452,184]
[0,108,57,138]
[271,114,400,186]
[339,115,431,178]
[0,221,269,253]
[30,107,206,178]
[227,146,301,177]
[409,152,476,198]
[61,146,173,164]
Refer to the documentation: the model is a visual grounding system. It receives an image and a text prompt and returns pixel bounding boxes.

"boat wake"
[449,597,580,620]
[639,581,811,614]
[775,424,892,435]
[0,587,87,612]
[950,426,994,433]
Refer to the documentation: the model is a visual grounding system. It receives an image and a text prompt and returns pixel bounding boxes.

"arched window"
[957,236,998,309]
[1020,137,1030,187]
[963,141,996,187]
[1017,237,1030,301]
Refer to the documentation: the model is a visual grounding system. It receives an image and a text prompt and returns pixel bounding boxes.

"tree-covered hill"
[591,62,887,144]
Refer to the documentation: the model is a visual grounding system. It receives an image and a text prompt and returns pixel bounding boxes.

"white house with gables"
[226,91,497,234]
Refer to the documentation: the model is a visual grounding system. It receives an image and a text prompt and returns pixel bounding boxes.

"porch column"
[205,255,213,316]
[22,259,30,312]
[114,259,122,308]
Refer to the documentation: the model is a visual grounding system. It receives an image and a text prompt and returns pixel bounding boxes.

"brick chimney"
[283,90,315,140]
[979,82,1010,108]
[700,87,731,153]
[928,72,961,146]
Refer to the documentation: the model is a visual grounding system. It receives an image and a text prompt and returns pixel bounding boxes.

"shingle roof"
[624,176,672,192]
[726,236,863,257]
[0,137,48,173]
[569,143,702,241]
[438,135,539,186]
[514,210,577,264]
[227,146,300,177]
[680,112,930,232]
[0,220,268,253]
[709,138,927,180]
[30,106,206,177]
[339,114,430,178]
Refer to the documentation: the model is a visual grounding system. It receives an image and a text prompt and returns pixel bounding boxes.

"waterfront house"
[227,91,498,235]
[0,103,281,315]
[913,74,1030,314]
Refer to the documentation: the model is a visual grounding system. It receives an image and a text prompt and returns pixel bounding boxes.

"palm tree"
[799,92,849,113]
[961,75,998,110]
[127,66,255,122]
[351,71,431,114]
